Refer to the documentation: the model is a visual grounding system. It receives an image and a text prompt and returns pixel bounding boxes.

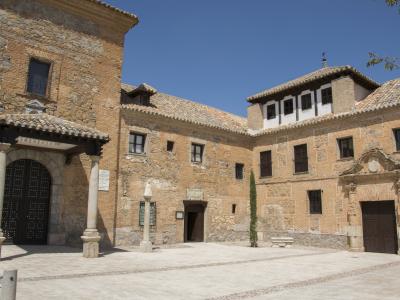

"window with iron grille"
[129,133,146,154]
[284,99,294,115]
[139,202,156,226]
[260,150,272,177]
[308,190,322,214]
[294,144,308,173]
[321,87,332,105]
[27,58,51,97]
[235,163,244,179]
[394,129,400,151]
[301,93,312,110]
[167,140,174,152]
[266,104,276,120]
[191,143,204,163]
[338,137,354,159]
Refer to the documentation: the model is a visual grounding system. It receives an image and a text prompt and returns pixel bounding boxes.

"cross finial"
[322,52,328,68]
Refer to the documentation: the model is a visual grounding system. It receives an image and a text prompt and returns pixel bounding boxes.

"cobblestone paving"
[1,243,400,299]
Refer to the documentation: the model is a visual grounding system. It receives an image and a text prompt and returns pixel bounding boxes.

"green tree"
[367,0,399,70]
[249,170,258,247]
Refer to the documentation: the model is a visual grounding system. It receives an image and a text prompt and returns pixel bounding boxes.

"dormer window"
[283,99,294,115]
[127,83,157,106]
[301,94,312,110]
[266,104,276,120]
[321,87,333,105]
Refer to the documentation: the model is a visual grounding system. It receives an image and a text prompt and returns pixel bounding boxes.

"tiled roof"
[247,66,380,102]
[252,78,400,137]
[0,113,109,142]
[128,83,158,96]
[86,0,138,20]
[121,84,248,135]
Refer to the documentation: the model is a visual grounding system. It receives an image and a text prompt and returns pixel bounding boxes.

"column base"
[81,229,101,258]
[140,240,153,252]
[0,234,6,260]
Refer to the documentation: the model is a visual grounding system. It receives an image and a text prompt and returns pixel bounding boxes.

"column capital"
[0,143,11,153]
[89,155,101,163]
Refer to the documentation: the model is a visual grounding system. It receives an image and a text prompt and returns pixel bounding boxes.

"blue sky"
[104,0,400,116]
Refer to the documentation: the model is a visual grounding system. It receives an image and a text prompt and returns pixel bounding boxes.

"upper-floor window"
[394,129,400,151]
[338,137,354,159]
[301,93,312,110]
[129,133,146,154]
[167,140,175,152]
[294,144,308,173]
[308,190,322,214]
[27,58,51,97]
[260,150,272,177]
[284,99,294,115]
[266,104,276,120]
[191,143,204,163]
[139,201,156,226]
[235,163,244,180]
[321,87,333,105]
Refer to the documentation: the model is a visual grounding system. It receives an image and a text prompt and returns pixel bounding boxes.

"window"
[27,58,51,97]
[338,137,354,159]
[191,143,204,163]
[260,150,272,177]
[167,140,174,152]
[139,202,156,226]
[294,144,308,173]
[308,190,322,214]
[284,99,294,115]
[232,204,237,214]
[266,104,276,120]
[301,93,312,110]
[321,87,332,105]
[235,163,244,180]
[394,129,400,151]
[129,133,146,154]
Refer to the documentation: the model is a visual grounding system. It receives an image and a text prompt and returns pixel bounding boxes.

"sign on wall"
[99,170,110,191]
[187,188,203,201]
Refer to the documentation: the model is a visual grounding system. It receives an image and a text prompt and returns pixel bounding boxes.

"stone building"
[0,0,399,257]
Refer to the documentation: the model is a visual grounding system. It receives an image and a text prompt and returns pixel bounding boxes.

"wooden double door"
[361,200,398,254]
[1,159,51,245]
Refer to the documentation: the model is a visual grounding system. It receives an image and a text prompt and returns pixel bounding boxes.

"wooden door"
[184,204,205,242]
[361,201,398,254]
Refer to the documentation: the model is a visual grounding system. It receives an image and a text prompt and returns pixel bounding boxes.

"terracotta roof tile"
[86,0,138,20]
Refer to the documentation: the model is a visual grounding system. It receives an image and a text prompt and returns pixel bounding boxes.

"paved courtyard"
[1,243,400,299]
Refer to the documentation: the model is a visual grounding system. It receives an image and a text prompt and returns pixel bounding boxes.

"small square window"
[394,129,400,151]
[27,58,51,97]
[301,94,312,110]
[191,143,204,163]
[266,104,276,120]
[235,163,244,180]
[129,133,146,154]
[284,99,294,115]
[139,202,156,226]
[338,137,354,159]
[308,190,322,214]
[167,141,174,152]
[232,204,237,214]
[321,87,332,105]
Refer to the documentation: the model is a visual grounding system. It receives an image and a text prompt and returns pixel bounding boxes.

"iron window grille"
[235,163,244,179]
[191,143,204,163]
[338,137,354,159]
[129,133,146,154]
[260,150,272,177]
[266,104,276,120]
[139,202,156,226]
[27,58,51,97]
[321,87,333,105]
[294,144,308,173]
[308,190,322,214]
[301,93,312,110]
[284,99,294,115]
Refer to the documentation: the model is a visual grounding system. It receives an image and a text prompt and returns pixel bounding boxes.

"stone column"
[81,156,101,258]
[140,182,153,252]
[346,182,362,252]
[0,143,10,259]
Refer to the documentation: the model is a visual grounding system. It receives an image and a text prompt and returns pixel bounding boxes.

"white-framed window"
[129,133,146,154]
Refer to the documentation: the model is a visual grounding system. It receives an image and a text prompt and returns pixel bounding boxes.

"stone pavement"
[1,243,400,299]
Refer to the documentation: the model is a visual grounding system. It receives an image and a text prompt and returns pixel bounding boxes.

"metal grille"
[1,159,51,244]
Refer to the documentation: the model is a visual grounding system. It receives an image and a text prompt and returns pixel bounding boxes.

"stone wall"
[115,110,253,246]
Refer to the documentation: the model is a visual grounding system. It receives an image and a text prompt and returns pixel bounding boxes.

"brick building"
[0,0,399,257]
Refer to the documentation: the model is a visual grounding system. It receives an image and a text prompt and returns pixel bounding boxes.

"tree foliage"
[249,170,258,247]
[367,0,399,70]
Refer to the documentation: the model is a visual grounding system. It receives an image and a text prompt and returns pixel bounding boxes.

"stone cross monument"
[140,182,153,252]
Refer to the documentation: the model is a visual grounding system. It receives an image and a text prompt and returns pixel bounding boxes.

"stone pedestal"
[140,240,153,252]
[81,229,101,258]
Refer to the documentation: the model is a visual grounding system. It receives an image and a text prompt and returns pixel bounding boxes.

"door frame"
[183,200,207,243]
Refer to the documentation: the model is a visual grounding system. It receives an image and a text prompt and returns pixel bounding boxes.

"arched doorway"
[2,159,51,244]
